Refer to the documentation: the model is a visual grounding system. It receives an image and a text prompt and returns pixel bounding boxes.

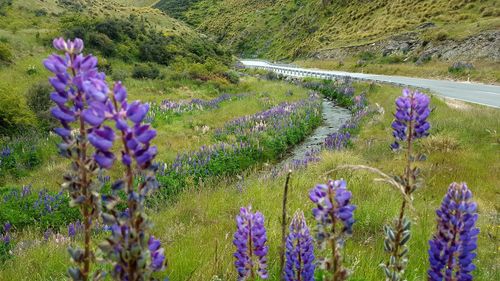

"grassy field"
[1,81,498,280]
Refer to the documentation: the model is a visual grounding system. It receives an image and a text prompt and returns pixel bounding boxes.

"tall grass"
[1,82,498,280]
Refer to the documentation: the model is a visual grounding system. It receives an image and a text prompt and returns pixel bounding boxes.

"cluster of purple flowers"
[45,37,166,280]
[284,211,315,281]
[289,148,321,171]
[1,223,11,244]
[147,93,234,123]
[215,96,321,141]
[428,182,479,281]
[233,206,269,280]
[390,88,431,150]
[158,141,259,179]
[309,179,356,238]
[309,179,355,279]
[324,132,351,150]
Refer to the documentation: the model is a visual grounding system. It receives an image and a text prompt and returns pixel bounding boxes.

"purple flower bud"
[127,101,149,124]
[3,222,11,233]
[82,101,107,126]
[94,151,115,169]
[428,182,479,281]
[285,211,315,281]
[51,107,75,123]
[88,126,115,151]
[148,236,166,272]
[83,78,109,102]
[233,206,268,280]
[113,82,127,103]
[43,54,68,74]
[391,88,431,150]
[68,223,76,238]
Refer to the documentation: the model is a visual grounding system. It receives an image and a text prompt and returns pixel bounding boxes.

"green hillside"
[156,0,500,58]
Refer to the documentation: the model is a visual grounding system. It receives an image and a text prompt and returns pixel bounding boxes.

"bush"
[0,87,35,136]
[359,51,376,61]
[448,61,474,74]
[0,187,80,231]
[132,63,162,79]
[26,82,56,131]
[223,70,240,84]
[111,68,129,82]
[0,42,13,64]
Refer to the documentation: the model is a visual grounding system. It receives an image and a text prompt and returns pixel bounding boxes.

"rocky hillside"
[155,0,500,62]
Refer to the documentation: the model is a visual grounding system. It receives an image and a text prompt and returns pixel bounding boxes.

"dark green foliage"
[223,70,240,84]
[0,87,35,136]
[154,0,202,20]
[448,61,474,75]
[0,187,80,231]
[0,240,13,264]
[26,82,57,131]
[359,51,376,61]
[132,63,162,79]
[0,42,13,65]
[0,0,12,16]
[0,135,56,184]
[111,69,129,82]
[61,16,231,67]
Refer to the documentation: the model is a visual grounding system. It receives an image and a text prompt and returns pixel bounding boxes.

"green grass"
[1,82,498,280]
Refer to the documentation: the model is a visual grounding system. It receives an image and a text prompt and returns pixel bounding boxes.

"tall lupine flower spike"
[233,206,269,280]
[44,37,113,281]
[428,183,479,281]
[390,88,430,151]
[284,210,315,281]
[309,179,355,281]
[382,88,431,281]
[98,82,166,281]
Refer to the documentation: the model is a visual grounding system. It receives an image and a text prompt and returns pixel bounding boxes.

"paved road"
[240,60,500,108]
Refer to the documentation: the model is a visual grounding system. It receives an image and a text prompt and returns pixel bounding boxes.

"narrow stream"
[278,99,351,168]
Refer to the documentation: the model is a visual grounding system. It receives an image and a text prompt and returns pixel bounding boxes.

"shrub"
[0,87,35,136]
[0,42,13,64]
[0,187,80,231]
[132,63,162,79]
[448,61,474,74]
[223,70,240,84]
[26,82,56,131]
[111,68,129,82]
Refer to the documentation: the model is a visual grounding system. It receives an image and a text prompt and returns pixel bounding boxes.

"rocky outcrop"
[312,30,500,63]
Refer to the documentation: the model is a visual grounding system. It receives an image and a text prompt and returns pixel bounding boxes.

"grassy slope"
[156,0,500,82]
[168,0,499,57]
[0,0,229,188]
[1,82,498,280]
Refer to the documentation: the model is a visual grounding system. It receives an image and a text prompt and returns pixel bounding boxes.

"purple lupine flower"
[3,222,11,233]
[284,211,315,281]
[309,179,355,279]
[148,236,166,272]
[324,132,350,150]
[391,88,430,150]
[109,82,157,169]
[309,179,356,236]
[428,182,479,281]
[233,206,269,280]
[68,223,76,238]
[44,37,116,168]
[44,230,52,241]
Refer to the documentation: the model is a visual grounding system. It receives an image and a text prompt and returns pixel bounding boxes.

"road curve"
[240,59,500,108]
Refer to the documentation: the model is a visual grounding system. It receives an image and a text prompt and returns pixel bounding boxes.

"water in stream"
[278,99,351,169]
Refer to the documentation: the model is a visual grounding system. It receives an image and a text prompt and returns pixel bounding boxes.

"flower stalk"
[382,89,430,281]
[309,179,355,281]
